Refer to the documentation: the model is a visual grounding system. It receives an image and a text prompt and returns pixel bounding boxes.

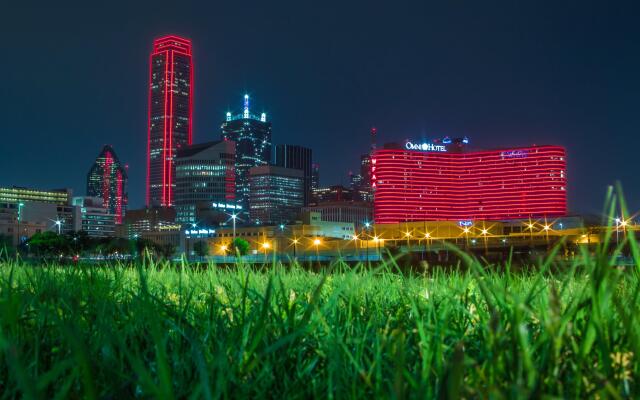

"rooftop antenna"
[243,94,250,119]
[370,127,377,152]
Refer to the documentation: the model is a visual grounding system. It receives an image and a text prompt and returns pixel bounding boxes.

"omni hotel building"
[372,138,567,223]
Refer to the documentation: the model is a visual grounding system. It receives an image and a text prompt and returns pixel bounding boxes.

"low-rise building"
[72,197,116,238]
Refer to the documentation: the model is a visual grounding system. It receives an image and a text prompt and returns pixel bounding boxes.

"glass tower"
[174,140,236,225]
[248,166,303,225]
[87,145,128,224]
[275,144,313,206]
[147,35,193,207]
[221,94,272,219]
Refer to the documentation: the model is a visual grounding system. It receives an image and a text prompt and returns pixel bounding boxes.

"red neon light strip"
[146,53,152,207]
[162,50,169,206]
[103,151,112,213]
[168,50,175,206]
[116,169,123,224]
[188,49,193,146]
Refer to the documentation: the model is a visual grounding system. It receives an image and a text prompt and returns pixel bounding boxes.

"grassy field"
[0,189,637,399]
[0,240,638,399]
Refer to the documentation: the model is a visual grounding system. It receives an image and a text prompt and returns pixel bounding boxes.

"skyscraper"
[147,35,193,207]
[248,166,303,225]
[275,144,313,206]
[86,145,128,224]
[221,94,272,218]
[174,140,236,225]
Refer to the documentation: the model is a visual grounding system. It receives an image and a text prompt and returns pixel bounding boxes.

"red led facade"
[146,35,193,207]
[372,145,567,223]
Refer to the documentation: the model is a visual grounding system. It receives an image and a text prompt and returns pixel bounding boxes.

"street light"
[363,221,372,264]
[226,212,239,240]
[17,202,24,245]
[351,234,359,260]
[313,238,321,263]
[423,232,431,260]
[404,230,412,250]
[372,236,380,261]
[291,238,299,258]
[54,219,63,235]
[262,241,270,262]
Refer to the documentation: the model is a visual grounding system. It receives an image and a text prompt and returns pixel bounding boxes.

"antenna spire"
[370,127,377,151]
[243,94,250,119]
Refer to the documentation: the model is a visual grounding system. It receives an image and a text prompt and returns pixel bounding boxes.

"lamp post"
[313,238,321,265]
[231,213,238,240]
[364,222,371,265]
[615,217,621,243]
[54,219,63,235]
[352,234,359,260]
[16,202,24,246]
[292,238,299,259]
[423,232,431,260]
[373,236,380,261]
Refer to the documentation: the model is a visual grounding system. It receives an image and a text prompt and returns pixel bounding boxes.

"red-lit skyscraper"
[87,145,128,224]
[146,35,193,207]
[372,141,567,223]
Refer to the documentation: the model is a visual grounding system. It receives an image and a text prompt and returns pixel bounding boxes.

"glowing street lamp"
[54,219,63,235]
[261,241,270,261]
[291,238,299,258]
[313,238,322,263]
[226,212,239,240]
[351,234,359,259]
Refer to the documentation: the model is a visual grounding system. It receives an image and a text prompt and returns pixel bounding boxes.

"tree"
[28,231,68,258]
[0,234,14,259]
[232,238,250,256]
[193,241,210,257]
[159,244,176,259]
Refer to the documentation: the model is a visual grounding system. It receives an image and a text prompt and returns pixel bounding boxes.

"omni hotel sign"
[405,141,447,152]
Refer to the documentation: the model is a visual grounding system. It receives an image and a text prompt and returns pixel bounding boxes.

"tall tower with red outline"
[146,35,193,207]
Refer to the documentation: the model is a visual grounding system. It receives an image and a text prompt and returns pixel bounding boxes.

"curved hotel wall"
[372,145,567,223]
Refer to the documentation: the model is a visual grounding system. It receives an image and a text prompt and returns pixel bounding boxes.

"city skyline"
[2,2,640,215]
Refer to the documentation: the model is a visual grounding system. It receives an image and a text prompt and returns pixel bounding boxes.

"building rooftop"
[176,140,228,158]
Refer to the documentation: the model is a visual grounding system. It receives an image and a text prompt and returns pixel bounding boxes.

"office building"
[0,187,77,234]
[174,140,236,225]
[0,203,47,246]
[373,140,567,223]
[86,145,127,224]
[221,94,272,217]
[147,35,193,207]
[121,207,177,239]
[311,163,320,191]
[275,144,313,206]
[72,197,116,238]
[248,166,303,225]
[312,185,354,204]
[304,201,373,229]
[0,187,71,206]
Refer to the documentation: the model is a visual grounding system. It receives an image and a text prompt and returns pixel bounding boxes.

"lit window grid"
[373,146,567,223]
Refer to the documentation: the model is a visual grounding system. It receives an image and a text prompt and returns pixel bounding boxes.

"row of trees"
[19,231,176,259]
[0,231,254,261]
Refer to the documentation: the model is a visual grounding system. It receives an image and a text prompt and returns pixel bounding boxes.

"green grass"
[0,249,638,399]
[0,187,639,398]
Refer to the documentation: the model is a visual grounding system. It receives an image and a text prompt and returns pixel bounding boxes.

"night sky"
[2,1,639,214]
